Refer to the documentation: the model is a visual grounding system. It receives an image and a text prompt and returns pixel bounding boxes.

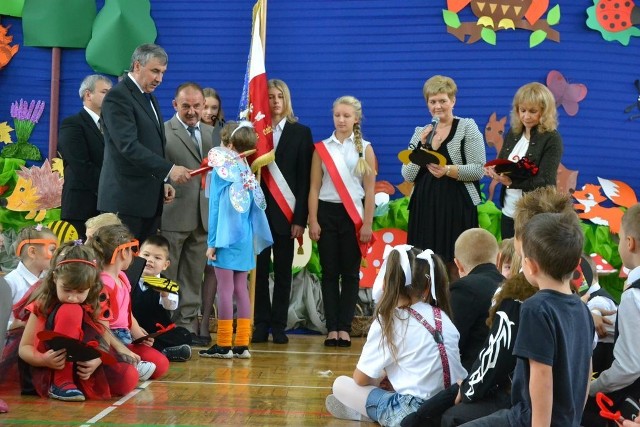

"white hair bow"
[372,244,413,303]
[230,120,254,138]
[416,249,437,302]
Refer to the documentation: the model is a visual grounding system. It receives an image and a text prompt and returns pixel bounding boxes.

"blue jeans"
[112,328,133,345]
[366,387,425,427]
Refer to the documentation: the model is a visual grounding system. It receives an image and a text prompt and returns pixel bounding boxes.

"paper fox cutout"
[572,177,638,233]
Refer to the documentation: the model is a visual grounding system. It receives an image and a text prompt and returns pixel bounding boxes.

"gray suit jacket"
[161,116,215,232]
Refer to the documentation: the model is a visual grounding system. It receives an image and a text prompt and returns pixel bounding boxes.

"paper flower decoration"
[1,99,44,160]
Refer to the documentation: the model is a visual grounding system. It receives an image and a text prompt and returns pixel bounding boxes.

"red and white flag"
[239,0,273,166]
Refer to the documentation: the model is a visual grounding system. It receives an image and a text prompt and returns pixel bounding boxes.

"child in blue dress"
[199,121,273,359]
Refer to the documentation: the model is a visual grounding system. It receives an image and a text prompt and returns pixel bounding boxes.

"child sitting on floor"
[17,243,138,401]
[132,235,192,362]
[88,224,169,381]
[326,245,466,426]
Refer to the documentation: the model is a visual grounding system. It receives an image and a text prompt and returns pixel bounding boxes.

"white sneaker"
[137,361,156,381]
[325,394,371,422]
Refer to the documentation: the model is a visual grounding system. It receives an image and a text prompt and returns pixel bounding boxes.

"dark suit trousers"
[118,214,161,244]
[317,201,361,333]
[255,232,294,331]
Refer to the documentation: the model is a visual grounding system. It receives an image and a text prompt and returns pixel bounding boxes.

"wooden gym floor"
[0,334,370,426]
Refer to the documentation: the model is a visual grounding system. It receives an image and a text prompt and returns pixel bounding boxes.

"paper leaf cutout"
[525,0,550,25]
[530,30,548,47]
[22,0,96,48]
[50,157,64,177]
[546,70,587,116]
[442,10,461,29]
[0,0,25,17]
[447,0,469,13]
[0,23,19,70]
[0,122,13,144]
[586,0,640,46]
[547,4,561,26]
[85,0,157,76]
[481,28,497,45]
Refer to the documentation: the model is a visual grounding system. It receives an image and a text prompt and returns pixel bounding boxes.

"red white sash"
[314,140,364,229]
[264,162,295,222]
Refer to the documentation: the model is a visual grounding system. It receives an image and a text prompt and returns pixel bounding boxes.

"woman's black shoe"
[337,338,351,348]
[324,338,338,347]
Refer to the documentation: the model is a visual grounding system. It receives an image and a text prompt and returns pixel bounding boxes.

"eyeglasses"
[110,239,139,264]
[15,239,59,258]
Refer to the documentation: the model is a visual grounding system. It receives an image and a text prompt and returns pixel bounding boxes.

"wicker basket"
[351,304,373,337]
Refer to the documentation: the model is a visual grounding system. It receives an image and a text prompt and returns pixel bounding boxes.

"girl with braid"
[309,95,376,347]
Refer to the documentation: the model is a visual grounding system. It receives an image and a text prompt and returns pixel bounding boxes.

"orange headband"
[56,259,98,269]
[15,238,59,257]
[110,239,139,264]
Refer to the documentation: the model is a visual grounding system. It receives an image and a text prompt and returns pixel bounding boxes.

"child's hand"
[76,358,102,380]
[206,247,217,261]
[120,348,141,365]
[160,291,169,298]
[42,348,67,370]
[359,224,372,243]
[308,222,321,241]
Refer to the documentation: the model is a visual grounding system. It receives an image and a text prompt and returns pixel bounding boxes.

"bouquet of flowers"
[1,99,45,161]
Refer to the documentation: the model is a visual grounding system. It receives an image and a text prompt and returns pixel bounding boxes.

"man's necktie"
[187,126,202,156]
[97,118,104,134]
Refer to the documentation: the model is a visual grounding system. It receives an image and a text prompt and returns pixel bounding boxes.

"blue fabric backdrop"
[0,0,638,200]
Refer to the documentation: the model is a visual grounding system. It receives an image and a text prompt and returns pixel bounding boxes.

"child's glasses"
[15,239,59,258]
[110,239,139,264]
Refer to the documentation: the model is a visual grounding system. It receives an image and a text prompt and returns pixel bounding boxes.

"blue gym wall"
[0,0,639,199]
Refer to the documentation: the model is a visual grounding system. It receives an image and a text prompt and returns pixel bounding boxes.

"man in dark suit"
[254,79,314,344]
[98,43,191,243]
[161,82,215,346]
[58,74,112,239]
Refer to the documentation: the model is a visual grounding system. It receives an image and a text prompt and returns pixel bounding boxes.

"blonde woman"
[308,95,376,347]
[485,82,563,239]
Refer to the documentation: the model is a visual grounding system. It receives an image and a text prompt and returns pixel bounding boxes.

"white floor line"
[250,349,359,356]
[155,379,331,389]
[79,381,151,426]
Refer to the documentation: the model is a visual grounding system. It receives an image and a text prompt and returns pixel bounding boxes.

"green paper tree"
[22,0,96,48]
[85,0,157,76]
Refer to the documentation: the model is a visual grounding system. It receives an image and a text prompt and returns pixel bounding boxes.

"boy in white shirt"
[132,235,192,362]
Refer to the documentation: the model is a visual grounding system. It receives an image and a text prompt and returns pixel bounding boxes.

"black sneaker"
[232,346,251,359]
[162,344,192,362]
[199,344,232,359]
[49,384,85,402]
[190,333,211,347]
[251,324,269,343]
[272,330,289,344]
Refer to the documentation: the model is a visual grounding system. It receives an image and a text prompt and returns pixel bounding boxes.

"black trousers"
[317,201,361,333]
[118,213,161,244]
[500,214,515,240]
[255,232,295,331]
